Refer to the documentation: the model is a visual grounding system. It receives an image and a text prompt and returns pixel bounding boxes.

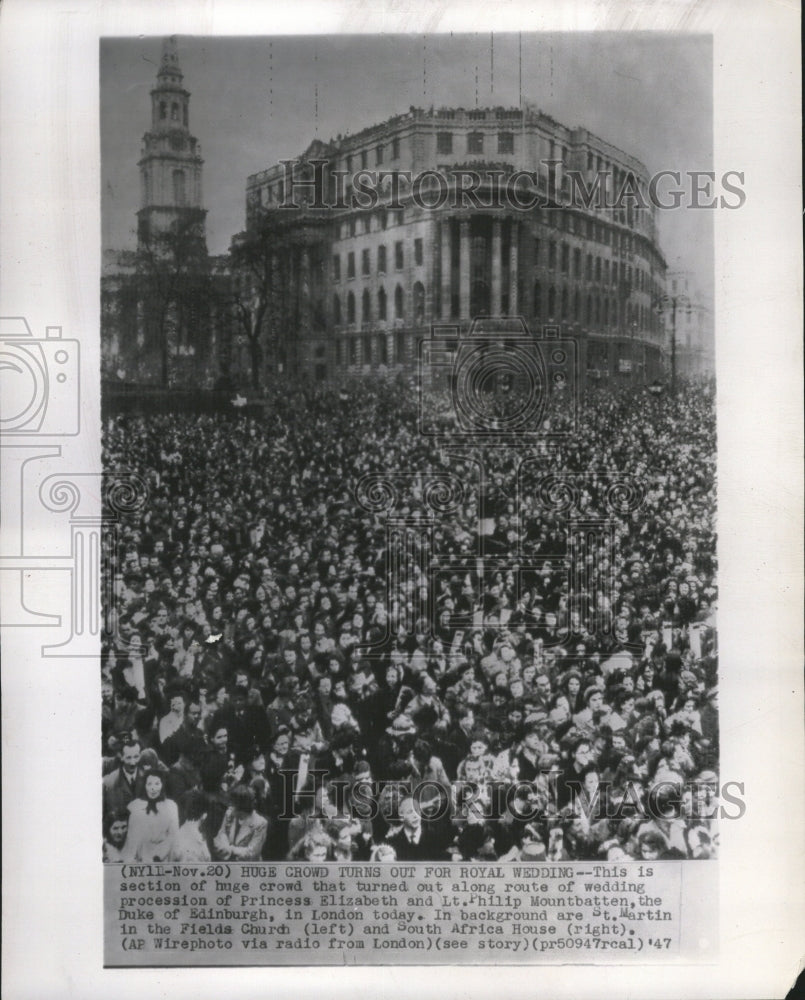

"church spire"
[138,35,206,250]
[158,35,183,84]
[149,35,190,132]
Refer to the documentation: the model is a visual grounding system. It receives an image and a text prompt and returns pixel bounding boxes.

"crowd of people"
[102,372,719,864]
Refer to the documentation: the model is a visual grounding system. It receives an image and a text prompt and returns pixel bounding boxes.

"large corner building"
[245,106,669,385]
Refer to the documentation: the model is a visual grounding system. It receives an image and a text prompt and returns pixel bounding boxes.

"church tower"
[137,36,207,251]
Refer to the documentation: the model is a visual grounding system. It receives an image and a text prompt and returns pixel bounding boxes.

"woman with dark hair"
[122,771,179,862]
[103,808,129,862]
[562,670,585,715]
[138,746,170,776]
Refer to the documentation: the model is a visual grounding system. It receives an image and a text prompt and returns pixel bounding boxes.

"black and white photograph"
[1,1,802,996]
[98,31,723,963]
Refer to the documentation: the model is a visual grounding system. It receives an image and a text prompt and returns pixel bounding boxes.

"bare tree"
[135,209,210,386]
[228,208,296,391]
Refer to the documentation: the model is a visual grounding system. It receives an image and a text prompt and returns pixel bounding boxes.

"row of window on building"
[253,173,649,243]
[330,234,657,299]
[533,239,659,297]
[333,330,413,367]
[332,283,424,326]
[434,131,516,155]
[333,239,424,281]
[530,284,660,333]
[329,280,659,333]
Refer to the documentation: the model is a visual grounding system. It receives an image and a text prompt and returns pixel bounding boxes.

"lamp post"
[654,292,691,394]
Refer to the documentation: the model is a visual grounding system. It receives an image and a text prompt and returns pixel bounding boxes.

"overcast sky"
[101,33,713,303]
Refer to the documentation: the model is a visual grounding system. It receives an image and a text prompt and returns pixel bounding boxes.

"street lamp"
[654,291,691,393]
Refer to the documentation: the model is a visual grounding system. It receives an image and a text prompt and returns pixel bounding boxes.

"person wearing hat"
[266,675,299,741]
[160,697,204,766]
[516,722,548,782]
[208,683,269,764]
[164,728,205,816]
[403,673,450,733]
[456,728,495,785]
[519,839,548,862]
[377,713,417,766]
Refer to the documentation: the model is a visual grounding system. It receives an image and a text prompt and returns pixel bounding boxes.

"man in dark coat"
[384,796,448,861]
[102,738,146,818]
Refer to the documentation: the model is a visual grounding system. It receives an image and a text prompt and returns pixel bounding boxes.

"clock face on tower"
[169,132,185,151]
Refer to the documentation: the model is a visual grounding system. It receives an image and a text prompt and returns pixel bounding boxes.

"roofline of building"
[247,105,651,187]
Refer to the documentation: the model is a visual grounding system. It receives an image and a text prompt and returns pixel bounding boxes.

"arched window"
[586,295,593,324]
[394,285,404,320]
[332,294,341,325]
[413,282,425,325]
[560,287,568,320]
[172,170,186,206]
[347,291,355,324]
[603,298,609,326]
[159,101,167,120]
[378,286,387,320]
[362,288,371,322]
[171,102,179,121]
[533,281,541,318]
[573,290,580,321]
[547,285,556,319]
[182,105,188,126]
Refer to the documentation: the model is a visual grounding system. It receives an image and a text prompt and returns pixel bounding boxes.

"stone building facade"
[246,105,669,385]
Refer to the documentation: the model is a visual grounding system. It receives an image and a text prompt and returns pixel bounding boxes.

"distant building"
[663,270,714,377]
[102,37,231,388]
[244,105,670,385]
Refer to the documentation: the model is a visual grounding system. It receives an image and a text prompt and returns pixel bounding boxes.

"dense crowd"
[102,373,719,863]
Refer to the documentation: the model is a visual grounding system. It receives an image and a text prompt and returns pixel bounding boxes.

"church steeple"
[159,35,182,80]
[150,35,190,132]
[137,35,206,250]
